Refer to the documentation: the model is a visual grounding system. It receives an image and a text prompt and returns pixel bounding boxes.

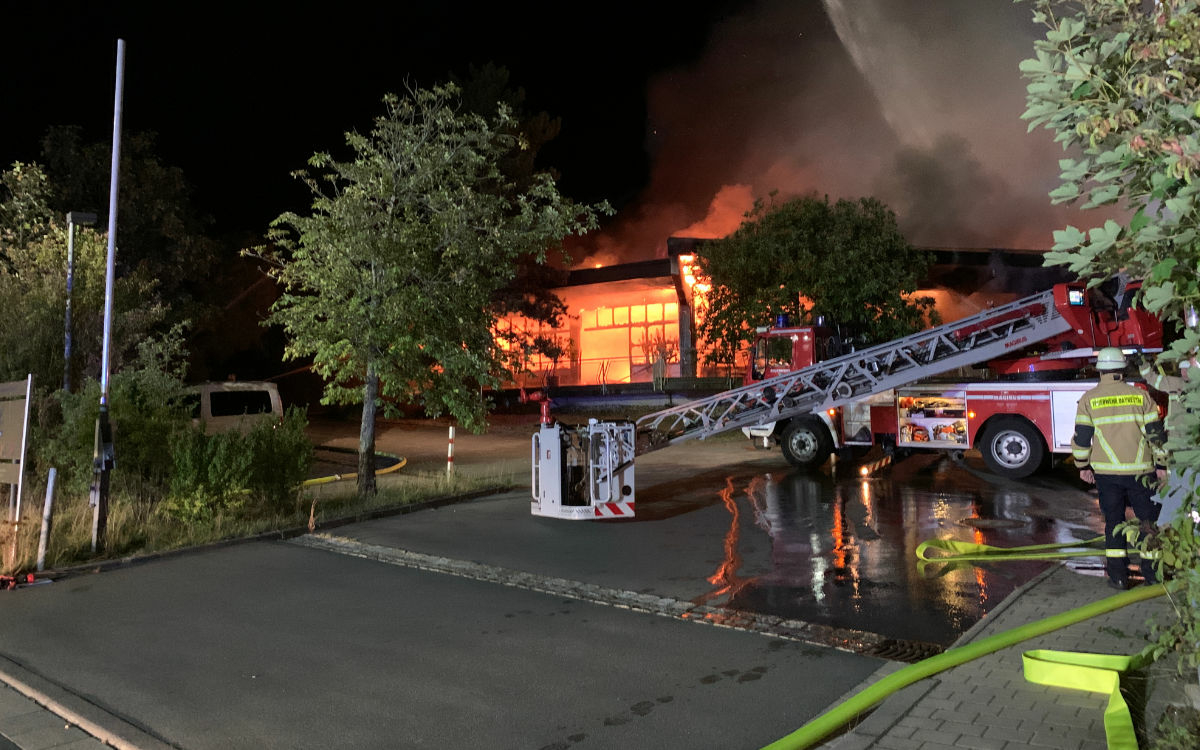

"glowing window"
[648,305,662,323]
[614,307,629,326]
[631,306,645,324]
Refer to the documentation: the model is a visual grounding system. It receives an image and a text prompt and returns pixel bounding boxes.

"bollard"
[447,425,455,476]
[37,468,55,572]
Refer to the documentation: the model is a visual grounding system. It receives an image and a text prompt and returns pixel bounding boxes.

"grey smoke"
[575,0,1120,266]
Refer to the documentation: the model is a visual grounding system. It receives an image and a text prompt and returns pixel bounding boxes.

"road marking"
[289,533,935,659]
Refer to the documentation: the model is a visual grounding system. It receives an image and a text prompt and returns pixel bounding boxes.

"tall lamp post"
[64,211,97,392]
[91,39,125,554]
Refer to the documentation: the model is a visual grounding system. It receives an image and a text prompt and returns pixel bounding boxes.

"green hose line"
[760,582,1169,750]
[915,536,1157,577]
[916,536,1106,562]
[1022,649,1149,750]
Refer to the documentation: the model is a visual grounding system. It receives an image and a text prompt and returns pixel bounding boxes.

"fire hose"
[761,538,1173,750]
[301,450,406,486]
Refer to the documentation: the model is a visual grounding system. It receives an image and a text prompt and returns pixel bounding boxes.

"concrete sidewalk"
[0,563,1190,750]
[818,564,1190,750]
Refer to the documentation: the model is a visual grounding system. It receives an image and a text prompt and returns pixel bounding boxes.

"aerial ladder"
[531,287,1079,520]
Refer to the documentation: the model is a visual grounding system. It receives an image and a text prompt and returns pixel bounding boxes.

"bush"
[33,331,192,496]
[162,407,312,522]
[244,406,313,514]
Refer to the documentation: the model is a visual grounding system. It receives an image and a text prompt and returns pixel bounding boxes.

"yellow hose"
[762,532,1175,750]
[302,452,406,486]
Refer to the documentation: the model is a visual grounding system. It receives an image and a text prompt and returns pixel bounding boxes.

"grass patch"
[2,469,516,575]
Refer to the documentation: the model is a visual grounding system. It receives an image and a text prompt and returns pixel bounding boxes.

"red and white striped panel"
[593,502,634,518]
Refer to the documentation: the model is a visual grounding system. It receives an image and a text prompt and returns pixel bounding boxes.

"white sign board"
[0,376,33,521]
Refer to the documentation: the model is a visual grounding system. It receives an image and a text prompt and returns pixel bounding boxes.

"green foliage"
[1019,0,1200,672]
[1150,704,1200,750]
[1143,508,1200,671]
[243,406,312,513]
[38,127,225,315]
[252,82,607,496]
[694,194,939,365]
[162,407,312,523]
[34,326,193,495]
[0,161,54,258]
[164,427,254,522]
[0,162,167,391]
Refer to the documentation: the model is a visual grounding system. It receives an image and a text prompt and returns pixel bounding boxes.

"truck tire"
[979,417,1045,479]
[780,416,833,470]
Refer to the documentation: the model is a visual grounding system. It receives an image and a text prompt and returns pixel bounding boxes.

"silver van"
[184,381,283,433]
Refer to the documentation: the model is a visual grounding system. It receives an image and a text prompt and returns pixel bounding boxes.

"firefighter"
[1072,346,1167,589]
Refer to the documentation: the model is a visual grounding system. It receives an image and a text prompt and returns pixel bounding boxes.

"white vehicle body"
[185,381,283,434]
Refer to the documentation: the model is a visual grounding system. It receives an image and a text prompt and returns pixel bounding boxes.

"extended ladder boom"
[634,289,1072,452]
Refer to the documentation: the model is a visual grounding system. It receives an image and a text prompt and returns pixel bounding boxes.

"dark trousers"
[1095,473,1161,584]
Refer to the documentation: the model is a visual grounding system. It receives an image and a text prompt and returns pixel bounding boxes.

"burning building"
[497,239,1071,390]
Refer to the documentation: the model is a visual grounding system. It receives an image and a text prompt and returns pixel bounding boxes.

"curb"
[0,653,176,750]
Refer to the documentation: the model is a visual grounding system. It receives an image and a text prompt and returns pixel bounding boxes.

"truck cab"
[745,316,837,385]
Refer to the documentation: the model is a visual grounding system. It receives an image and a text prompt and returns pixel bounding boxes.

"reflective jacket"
[1072,373,1165,475]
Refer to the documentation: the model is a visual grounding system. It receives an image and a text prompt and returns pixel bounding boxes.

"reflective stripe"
[1090,394,1146,409]
[1092,414,1148,426]
[1091,460,1154,472]
[1103,548,1159,559]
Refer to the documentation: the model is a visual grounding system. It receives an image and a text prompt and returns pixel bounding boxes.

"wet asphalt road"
[328,447,1104,649]
[0,434,1105,749]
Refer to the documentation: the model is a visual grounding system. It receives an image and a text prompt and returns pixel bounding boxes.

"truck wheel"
[781,417,833,470]
[980,418,1045,479]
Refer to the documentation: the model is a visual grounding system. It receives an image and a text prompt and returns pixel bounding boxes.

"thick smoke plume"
[574,0,1119,267]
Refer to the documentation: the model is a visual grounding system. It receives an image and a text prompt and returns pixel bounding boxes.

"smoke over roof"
[572,0,1120,267]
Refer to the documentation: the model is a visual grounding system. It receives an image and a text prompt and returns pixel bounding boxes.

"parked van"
[184,381,283,433]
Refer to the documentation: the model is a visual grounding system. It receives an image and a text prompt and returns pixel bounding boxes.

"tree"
[0,162,54,270]
[694,194,938,366]
[255,83,606,499]
[0,162,165,391]
[1018,0,1199,675]
[38,126,227,347]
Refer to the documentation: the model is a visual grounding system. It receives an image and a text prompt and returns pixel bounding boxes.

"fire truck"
[530,281,1163,519]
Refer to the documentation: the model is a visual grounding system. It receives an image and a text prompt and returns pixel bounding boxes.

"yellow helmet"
[1096,347,1127,371]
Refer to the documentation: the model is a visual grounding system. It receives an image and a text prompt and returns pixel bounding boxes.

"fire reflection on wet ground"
[685,454,1103,646]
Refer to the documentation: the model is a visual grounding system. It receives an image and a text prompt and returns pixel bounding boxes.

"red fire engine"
[742,281,1162,478]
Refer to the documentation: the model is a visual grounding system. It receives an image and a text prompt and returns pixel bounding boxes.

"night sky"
[2,1,1118,265]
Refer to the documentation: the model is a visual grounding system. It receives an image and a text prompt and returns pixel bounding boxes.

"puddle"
[686,455,1102,646]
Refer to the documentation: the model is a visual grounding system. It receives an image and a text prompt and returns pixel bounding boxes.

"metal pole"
[37,468,55,572]
[99,40,125,408]
[64,219,74,391]
[63,212,95,393]
[447,426,455,476]
[92,39,125,554]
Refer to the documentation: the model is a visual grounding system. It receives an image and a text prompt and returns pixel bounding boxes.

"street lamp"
[64,211,97,392]
[91,38,125,554]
